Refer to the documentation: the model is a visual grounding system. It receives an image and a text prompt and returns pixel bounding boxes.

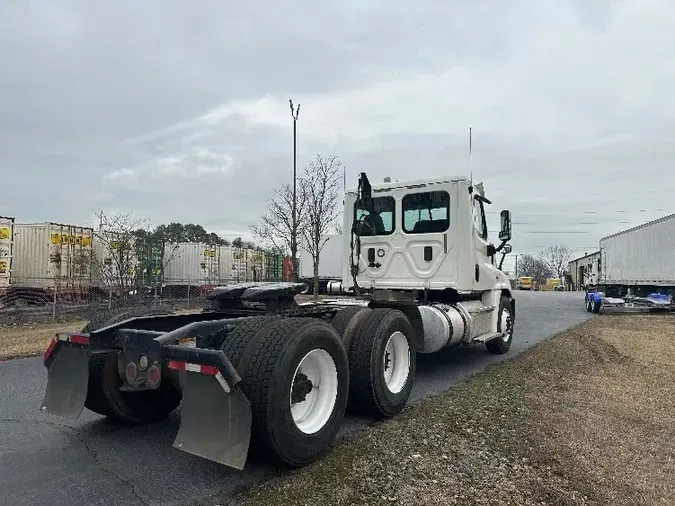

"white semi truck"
[585,213,675,312]
[39,172,515,471]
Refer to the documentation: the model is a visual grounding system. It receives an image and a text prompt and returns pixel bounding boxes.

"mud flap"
[41,346,89,419]
[172,370,252,470]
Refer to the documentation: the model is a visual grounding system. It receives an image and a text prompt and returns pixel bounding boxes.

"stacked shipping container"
[1,218,286,299]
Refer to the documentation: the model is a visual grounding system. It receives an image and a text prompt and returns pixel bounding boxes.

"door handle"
[424,246,432,262]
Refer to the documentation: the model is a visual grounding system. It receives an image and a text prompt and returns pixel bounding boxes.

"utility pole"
[289,99,301,282]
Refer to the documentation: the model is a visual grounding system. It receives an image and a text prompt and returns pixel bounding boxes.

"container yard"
[0,216,14,290]
[0,215,286,308]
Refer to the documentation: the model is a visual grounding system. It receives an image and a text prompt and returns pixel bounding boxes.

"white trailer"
[299,234,343,293]
[585,214,675,312]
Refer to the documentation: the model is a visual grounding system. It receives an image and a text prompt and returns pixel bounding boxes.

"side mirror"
[357,172,374,213]
[499,210,512,242]
[503,244,512,254]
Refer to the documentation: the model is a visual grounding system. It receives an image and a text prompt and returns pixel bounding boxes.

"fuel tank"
[417,300,494,353]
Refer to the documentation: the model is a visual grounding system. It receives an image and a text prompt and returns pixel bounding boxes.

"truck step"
[471,331,504,343]
[458,298,496,315]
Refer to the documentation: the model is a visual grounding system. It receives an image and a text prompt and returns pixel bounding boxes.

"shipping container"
[135,237,166,284]
[249,249,266,282]
[217,245,233,283]
[163,242,221,286]
[0,216,14,289]
[282,255,293,281]
[11,222,94,290]
[229,247,266,282]
[265,251,284,281]
[599,214,675,286]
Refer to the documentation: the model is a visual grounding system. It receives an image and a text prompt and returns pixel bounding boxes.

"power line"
[486,208,675,215]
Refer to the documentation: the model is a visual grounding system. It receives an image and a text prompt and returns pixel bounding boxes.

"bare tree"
[92,211,179,299]
[517,253,553,284]
[92,212,148,294]
[300,154,343,296]
[250,180,308,268]
[538,244,572,279]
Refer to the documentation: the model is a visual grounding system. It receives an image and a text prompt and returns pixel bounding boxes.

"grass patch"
[0,307,204,361]
[0,320,85,361]
[212,314,675,506]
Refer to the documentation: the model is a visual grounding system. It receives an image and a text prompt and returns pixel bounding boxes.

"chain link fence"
[0,273,284,326]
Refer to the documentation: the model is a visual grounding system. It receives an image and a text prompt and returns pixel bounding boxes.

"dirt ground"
[216,314,675,506]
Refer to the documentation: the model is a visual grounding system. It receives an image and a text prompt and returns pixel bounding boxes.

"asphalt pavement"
[0,290,591,506]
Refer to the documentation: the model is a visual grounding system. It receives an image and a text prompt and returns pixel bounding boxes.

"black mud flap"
[172,370,252,470]
[41,345,89,419]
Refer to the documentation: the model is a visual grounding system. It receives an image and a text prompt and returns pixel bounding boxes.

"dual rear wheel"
[216,307,417,467]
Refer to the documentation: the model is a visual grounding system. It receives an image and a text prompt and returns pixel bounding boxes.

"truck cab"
[341,175,513,298]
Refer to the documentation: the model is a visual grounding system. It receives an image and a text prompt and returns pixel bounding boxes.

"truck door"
[399,189,451,285]
[471,195,494,291]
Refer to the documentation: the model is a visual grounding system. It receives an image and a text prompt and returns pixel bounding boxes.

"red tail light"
[147,365,161,386]
[125,362,138,382]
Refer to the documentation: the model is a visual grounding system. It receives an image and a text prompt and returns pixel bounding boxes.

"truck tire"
[83,308,181,424]
[348,308,416,419]
[240,317,349,467]
[217,314,284,377]
[486,296,514,354]
[328,305,371,352]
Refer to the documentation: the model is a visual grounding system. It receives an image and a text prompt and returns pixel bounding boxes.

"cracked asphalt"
[0,291,590,506]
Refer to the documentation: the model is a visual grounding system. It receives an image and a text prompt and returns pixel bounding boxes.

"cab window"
[354,196,395,236]
[472,197,488,240]
[402,191,450,234]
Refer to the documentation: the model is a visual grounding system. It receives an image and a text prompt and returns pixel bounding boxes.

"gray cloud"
[1,0,674,269]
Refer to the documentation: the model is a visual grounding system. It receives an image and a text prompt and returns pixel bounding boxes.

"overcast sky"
[1,0,674,272]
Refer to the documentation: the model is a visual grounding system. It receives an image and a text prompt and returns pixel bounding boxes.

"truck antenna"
[469,127,473,191]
